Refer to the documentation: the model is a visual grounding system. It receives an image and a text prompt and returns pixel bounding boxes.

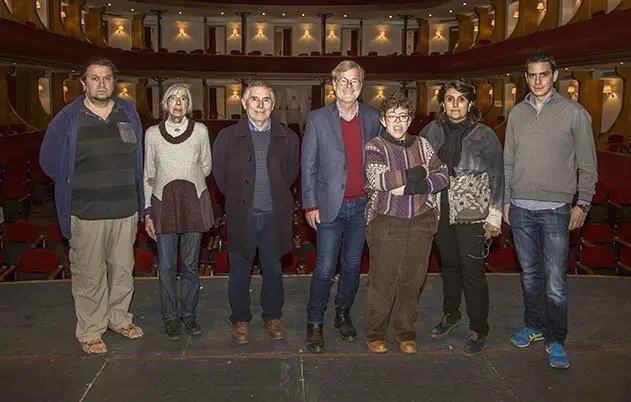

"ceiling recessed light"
[389,15,393,19]
[107,2,111,6]
[463,2,467,5]
[302,13,305,17]
[131,8,134,12]
[449,9,453,13]
[282,13,286,16]
[178,11,182,15]
[220,12,224,15]
[620,62,625,65]
[428,13,432,17]
[344,14,347,18]
[262,12,266,16]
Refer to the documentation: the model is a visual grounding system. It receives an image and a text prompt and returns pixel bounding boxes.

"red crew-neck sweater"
[340,115,364,200]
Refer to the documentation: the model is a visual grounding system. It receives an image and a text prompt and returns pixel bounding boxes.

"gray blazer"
[301,102,383,223]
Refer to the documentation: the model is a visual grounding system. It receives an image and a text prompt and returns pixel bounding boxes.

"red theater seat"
[485,247,520,272]
[133,248,156,276]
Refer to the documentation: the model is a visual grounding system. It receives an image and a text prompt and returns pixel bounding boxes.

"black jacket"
[212,116,300,257]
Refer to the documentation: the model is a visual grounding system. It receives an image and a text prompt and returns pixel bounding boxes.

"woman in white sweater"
[144,84,213,340]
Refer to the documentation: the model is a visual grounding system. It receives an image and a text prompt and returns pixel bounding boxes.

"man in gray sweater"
[503,51,597,370]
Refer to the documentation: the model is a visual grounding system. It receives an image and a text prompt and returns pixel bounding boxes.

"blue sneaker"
[546,343,570,369]
[510,327,544,348]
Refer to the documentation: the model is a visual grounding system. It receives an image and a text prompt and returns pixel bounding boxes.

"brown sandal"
[111,323,144,340]
[81,338,108,355]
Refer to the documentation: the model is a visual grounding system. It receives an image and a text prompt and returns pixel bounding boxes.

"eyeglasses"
[167,95,189,103]
[337,77,362,88]
[385,114,410,122]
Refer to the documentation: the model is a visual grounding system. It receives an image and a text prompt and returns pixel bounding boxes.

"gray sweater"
[504,91,597,204]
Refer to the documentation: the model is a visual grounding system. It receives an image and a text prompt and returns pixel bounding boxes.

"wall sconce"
[232,89,240,98]
[376,89,385,98]
[38,84,44,92]
[378,30,386,40]
[433,88,440,97]
[61,11,66,18]
[119,87,129,97]
[513,11,519,19]
[304,29,311,38]
[488,88,494,96]
[328,29,335,38]
[231,28,239,37]
[491,18,495,27]
[178,28,186,37]
[434,30,442,39]
[537,1,546,10]
[63,85,68,93]
[511,87,517,95]
[602,84,613,98]
[256,28,264,38]
[473,25,479,33]
[81,18,85,25]
[327,89,335,98]
[117,25,124,34]
[567,85,576,95]
[36,1,41,9]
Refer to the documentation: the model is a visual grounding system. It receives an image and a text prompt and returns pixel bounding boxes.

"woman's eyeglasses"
[385,114,410,122]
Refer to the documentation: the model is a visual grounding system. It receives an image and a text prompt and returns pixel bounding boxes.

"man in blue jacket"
[301,61,383,352]
[40,57,145,355]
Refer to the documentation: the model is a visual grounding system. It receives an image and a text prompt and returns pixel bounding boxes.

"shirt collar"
[525,88,557,110]
[248,118,271,132]
[337,101,359,121]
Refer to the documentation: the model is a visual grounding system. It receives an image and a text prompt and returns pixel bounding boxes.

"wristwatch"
[577,203,591,214]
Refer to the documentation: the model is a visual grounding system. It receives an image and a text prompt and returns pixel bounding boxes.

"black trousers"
[434,205,489,335]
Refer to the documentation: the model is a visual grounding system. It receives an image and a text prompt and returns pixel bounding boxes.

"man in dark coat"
[212,81,299,345]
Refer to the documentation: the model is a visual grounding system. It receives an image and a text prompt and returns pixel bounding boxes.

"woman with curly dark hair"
[421,80,504,355]
[363,93,449,354]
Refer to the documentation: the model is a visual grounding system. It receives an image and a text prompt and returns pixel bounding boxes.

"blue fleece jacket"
[39,95,144,239]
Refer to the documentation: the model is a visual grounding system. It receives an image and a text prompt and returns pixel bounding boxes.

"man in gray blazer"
[301,60,383,352]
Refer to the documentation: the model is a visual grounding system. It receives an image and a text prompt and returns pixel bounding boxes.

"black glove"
[405,166,427,183]
[404,179,429,195]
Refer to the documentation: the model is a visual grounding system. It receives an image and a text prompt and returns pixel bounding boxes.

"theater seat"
[14,248,63,281]
[617,247,631,274]
[211,250,229,275]
[133,248,157,276]
[485,247,520,272]
[576,247,616,275]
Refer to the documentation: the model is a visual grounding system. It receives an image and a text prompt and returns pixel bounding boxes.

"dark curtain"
[209,87,218,118]
[208,27,216,53]
[350,30,358,56]
[311,85,323,110]
[413,30,419,54]
[283,28,292,55]
[144,27,153,50]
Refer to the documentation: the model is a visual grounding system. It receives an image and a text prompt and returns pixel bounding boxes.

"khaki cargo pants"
[69,213,138,343]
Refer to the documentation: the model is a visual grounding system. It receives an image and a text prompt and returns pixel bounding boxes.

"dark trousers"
[364,212,438,342]
[156,232,203,322]
[228,213,284,324]
[435,208,489,335]
[509,204,570,345]
[307,198,367,324]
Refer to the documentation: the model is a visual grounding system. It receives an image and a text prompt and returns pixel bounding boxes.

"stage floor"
[1,275,630,402]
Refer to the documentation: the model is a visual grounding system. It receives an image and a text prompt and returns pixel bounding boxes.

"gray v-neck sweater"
[503,92,597,204]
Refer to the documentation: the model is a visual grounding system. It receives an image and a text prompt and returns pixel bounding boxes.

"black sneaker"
[165,319,182,341]
[183,319,202,336]
[463,331,487,356]
[430,314,462,339]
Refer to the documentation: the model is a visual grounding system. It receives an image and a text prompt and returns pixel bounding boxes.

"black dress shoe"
[334,307,357,342]
[306,323,325,352]
[164,319,182,341]
[182,318,202,336]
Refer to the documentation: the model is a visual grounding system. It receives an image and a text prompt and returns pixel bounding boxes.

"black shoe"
[463,331,487,356]
[306,323,325,352]
[164,319,182,341]
[430,314,462,339]
[334,307,357,342]
[183,318,202,336]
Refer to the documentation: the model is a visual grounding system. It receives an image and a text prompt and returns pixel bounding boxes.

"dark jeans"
[307,197,367,324]
[510,204,570,345]
[228,213,284,324]
[156,232,203,322]
[435,210,489,335]
[364,212,438,342]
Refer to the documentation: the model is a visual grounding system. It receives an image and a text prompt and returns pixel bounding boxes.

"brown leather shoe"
[399,340,417,354]
[232,322,249,344]
[265,319,285,340]
[367,340,388,354]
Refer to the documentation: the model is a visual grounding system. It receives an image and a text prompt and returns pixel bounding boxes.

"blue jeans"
[307,197,367,324]
[156,232,203,322]
[510,204,570,345]
[228,213,284,324]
